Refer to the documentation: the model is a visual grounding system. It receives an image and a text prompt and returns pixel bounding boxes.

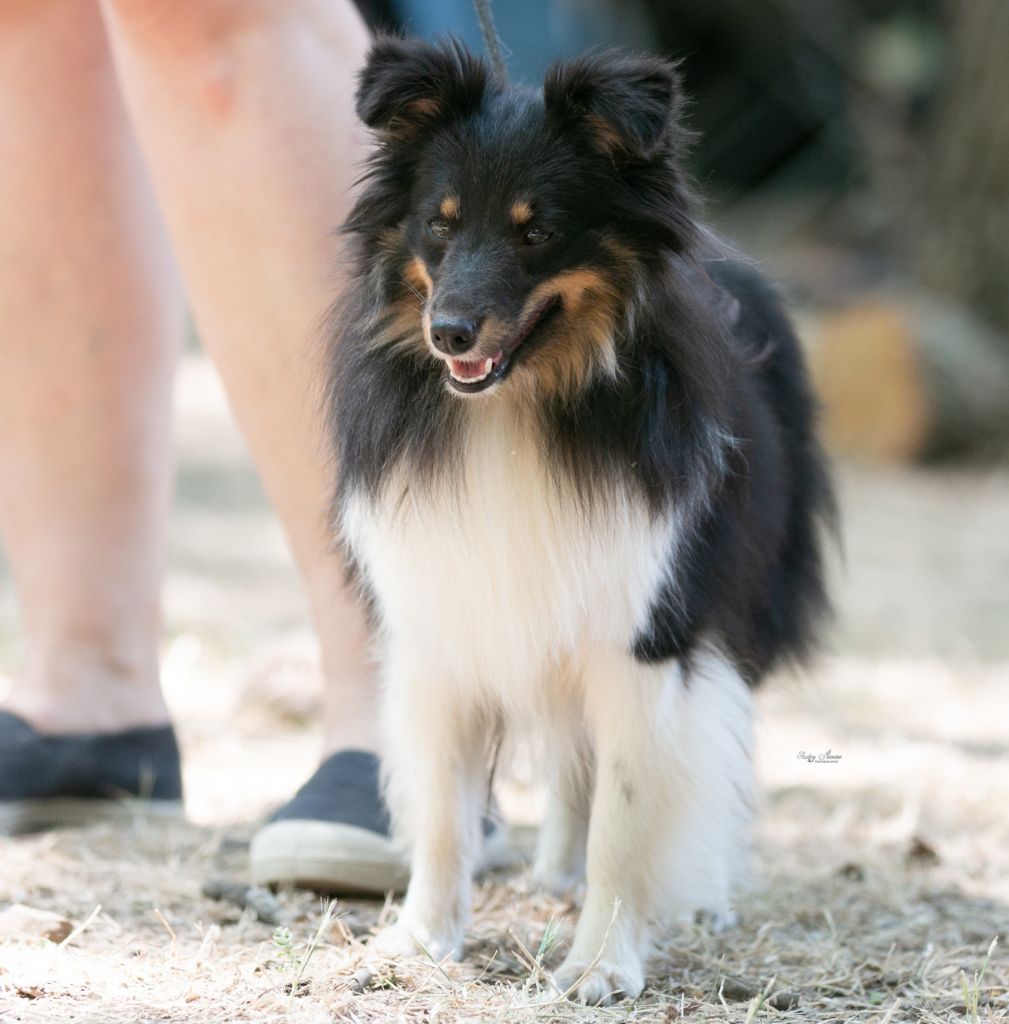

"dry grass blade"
[960,935,999,1024]
[743,975,775,1023]
[55,905,102,952]
[550,898,622,1004]
[285,899,337,1007]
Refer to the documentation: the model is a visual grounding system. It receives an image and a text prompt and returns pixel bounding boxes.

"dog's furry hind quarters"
[327,35,834,1004]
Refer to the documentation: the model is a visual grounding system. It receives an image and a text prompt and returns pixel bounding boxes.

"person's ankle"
[321,725,381,758]
[320,684,381,758]
[1,689,172,735]
[2,646,170,734]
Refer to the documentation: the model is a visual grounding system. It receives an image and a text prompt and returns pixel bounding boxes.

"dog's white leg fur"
[532,756,590,896]
[555,645,754,1005]
[370,648,485,962]
[660,647,755,931]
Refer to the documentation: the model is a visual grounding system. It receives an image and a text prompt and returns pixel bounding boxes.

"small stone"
[718,976,757,1001]
[201,878,285,925]
[768,990,801,1010]
[350,968,374,993]
[907,835,940,865]
[283,978,311,997]
[0,904,74,944]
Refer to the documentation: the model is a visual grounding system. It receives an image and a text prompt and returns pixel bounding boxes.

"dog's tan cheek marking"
[403,258,436,348]
[510,200,533,225]
[406,257,435,349]
[549,269,613,304]
[365,257,433,353]
[440,196,460,220]
[516,268,620,398]
[600,235,640,270]
[369,298,428,353]
[405,256,434,298]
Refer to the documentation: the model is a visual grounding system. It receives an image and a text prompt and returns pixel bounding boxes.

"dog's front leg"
[554,651,684,1005]
[371,652,484,962]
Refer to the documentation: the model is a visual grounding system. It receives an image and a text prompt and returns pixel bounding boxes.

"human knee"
[105,0,282,51]
[104,0,361,59]
[103,0,366,121]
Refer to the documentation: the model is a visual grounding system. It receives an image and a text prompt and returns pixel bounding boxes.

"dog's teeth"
[449,357,494,384]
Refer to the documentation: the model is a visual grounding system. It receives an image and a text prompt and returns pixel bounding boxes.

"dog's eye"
[522,225,552,246]
[427,217,452,240]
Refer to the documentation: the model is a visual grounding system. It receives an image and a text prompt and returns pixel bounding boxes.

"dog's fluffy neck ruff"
[345,258,736,508]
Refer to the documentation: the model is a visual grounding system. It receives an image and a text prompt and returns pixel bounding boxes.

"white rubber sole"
[250,819,410,894]
[249,818,518,895]
[0,797,184,836]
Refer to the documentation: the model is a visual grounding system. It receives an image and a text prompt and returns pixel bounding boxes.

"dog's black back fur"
[328,38,834,686]
[629,259,834,680]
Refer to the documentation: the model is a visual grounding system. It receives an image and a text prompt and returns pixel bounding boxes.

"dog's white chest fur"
[342,402,676,704]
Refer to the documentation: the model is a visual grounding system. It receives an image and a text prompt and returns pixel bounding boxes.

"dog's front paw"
[369,921,464,963]
[555,958,645,1005]
[369,923,422,959]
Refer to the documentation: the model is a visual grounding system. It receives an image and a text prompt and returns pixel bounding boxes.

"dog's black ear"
[544,51,683,161]
[357,36,489,141]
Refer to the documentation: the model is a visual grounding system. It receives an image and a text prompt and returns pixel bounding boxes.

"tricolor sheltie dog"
[327,36,833,1003]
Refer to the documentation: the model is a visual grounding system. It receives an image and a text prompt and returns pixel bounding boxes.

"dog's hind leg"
[554,646,754,1005]
[665,646,756,932]
[532,747,590,897]
[370,650,485,962]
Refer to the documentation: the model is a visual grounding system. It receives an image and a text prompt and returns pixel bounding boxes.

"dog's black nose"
[431,316,478,356]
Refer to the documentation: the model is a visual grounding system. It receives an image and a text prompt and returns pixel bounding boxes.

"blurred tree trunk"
[910,0,1009,337]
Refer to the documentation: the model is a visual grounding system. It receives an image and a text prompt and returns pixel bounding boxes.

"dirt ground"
[1,352,1007,1023]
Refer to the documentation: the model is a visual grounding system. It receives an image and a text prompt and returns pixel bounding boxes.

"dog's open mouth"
[446,295,560,394]
[448,350,504,386]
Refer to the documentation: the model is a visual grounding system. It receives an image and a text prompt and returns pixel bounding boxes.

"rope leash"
[472,0,508,85]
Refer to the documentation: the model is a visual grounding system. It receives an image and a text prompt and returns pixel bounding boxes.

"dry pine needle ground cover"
[2,353,1008,1022]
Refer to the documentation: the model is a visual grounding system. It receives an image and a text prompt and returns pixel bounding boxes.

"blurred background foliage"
[355,0,1009,464]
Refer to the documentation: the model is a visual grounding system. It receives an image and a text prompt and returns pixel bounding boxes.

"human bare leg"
[0,0,184,736]
[95,0,418,887]
[98,0,377,756]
